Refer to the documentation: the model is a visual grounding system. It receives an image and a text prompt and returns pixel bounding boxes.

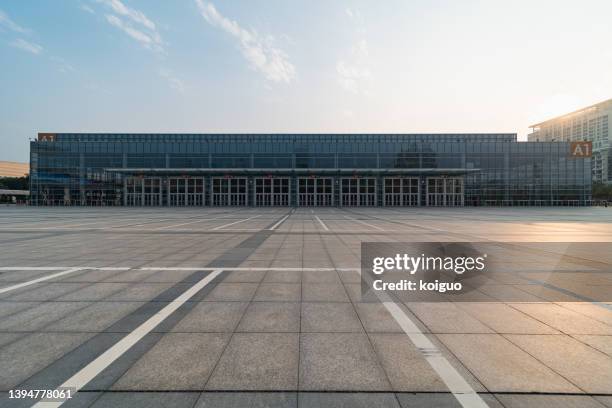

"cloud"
[159,68,185,94]
[195,0,295,83]
[99,0,163,52]
[337,10,371,95]
[9,38,43,54]
[50,56,76,73]
[79,3,96,14]
[0,9,28,34]
[102,0,155,30]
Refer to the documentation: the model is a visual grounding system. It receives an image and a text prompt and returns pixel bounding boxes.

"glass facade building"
[29,133,592,206]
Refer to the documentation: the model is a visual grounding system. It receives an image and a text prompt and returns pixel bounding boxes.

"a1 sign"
[38,133,56,142]
[570,141,592,158]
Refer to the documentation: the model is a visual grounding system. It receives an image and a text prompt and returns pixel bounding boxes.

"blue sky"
[1,0,611,162]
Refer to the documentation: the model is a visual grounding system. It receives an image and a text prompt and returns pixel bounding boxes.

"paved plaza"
[0,207,611,407]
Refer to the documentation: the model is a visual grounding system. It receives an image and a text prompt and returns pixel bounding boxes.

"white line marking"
[343,215,385,231]
[32,268,223,408]
[0,267,129,271]
[363,272,488,408]
[213,215,261,230]
[314,215,329,231]
[268,214,290,230]
[103,219,174,229]
[152,218,215,230]
[0,268,83,294]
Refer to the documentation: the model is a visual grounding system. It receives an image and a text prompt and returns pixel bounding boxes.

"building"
[528,98,611,184]
[0,161,29,178]
[30,133,591,207]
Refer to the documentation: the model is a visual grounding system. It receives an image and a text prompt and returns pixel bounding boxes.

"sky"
[1,0,611,162]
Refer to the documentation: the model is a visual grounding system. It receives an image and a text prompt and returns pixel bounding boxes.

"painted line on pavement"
[365,276,489,408]
[314,215,329,231]
[152,218,215,230]
[268,214,290,231]
[213,215,261,230]
[343,215,385,231]
[0,268,83,294]
[32,268,223,408]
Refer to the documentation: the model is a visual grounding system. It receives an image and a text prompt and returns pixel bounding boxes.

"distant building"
[0,161,29,178]
[30,133,591,206]
[528,99,611,184]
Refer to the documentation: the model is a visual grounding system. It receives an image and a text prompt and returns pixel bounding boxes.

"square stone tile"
[437,334,580,393]
[301,303,363,332]
[0,332,92,390]
[0,301,90,332]
[354,302,404,333]
[338,270,361,283]
[370,334,451,391]
[457,303,559,334]
[112,333,229,390]
[205,283,258,301]
[107,283,175,301]
[505,334,612,394]
[91,392,199,408]
[195,392,296,408]
[299,392,400,408]
[572,334,612,357]
[253,283,301,301]
[0,301,40,318]
[236,302,300,332]
[5,283,89,301]
[511,304,612,335]
[206,333,299,390]
[499,394,609,408]
[48,301,143,332]
[223,270,266,283]
[406,303,493,334]
[263,270,301,283]
[302,270,341,284]
[57,283,130,301]
[302,283,349,302]
[299,333,390,390]
[172,302,248,332]
[397,393,504,408]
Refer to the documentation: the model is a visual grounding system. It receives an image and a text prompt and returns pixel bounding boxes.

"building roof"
[530,98,612,128]
[0,161,29,177]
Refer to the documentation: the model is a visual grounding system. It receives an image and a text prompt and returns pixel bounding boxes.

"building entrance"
[340,177,376,206]
[297,177,333,206]
[426,177,464,206]
[254,177,290,206]
[383,177,420,206]
[211,177,248,206]
[125,177,162,206]
[168,177,205,206]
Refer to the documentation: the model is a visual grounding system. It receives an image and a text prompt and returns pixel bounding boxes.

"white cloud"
[9,38,43,55]
[99,0,163,52]
[336,60,370,94]
[79,3,96,14]
[0,9,28,34]
[159,68,185,94]
[195,0,295,83]
[102,0,155,30]
[50,56,76,73]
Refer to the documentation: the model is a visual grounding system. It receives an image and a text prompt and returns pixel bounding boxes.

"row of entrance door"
[124,176,464,207]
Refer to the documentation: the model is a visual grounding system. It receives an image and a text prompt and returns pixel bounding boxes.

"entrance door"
[168,178,205,206]
[383,177,419,206]
[426,177,464,206]
[297,177,333,206]
[212,177,248,206]
[254,177,290,206]
[125,177,162,206]
[340,178,376,206]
